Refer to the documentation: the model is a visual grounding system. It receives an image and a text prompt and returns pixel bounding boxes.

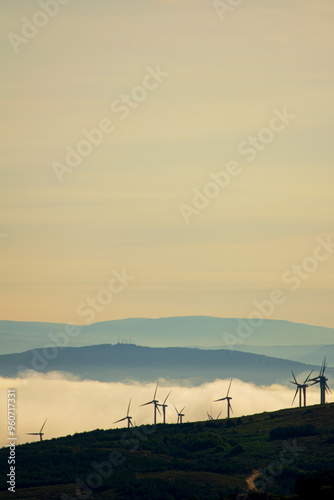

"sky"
[1,0,334,327]
[1,372,333,447]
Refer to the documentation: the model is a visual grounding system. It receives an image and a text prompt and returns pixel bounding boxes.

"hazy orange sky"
[1,0,333,327]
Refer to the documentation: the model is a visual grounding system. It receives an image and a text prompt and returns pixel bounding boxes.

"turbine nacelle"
[174,404,185,424]
[308,359,332,404]
[290,370,313,407]
[214,379,233,418]
[26,418,47,442]
[157,390,171,424]
[114,398,134,428]
[140,382,161,424]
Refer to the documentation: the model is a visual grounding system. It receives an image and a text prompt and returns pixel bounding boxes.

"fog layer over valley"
[1,372,332,448]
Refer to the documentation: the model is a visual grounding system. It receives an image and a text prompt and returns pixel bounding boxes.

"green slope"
[1,404,334,499]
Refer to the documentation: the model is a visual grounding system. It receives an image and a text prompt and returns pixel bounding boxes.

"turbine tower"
[140,382,161,424]
[158,390,171,424]
[310,358,331,405]
[174,404,185,424]
[214,378,233,419]
[290,370,313,407]
[26,418,47,442]
[114,398,134,428]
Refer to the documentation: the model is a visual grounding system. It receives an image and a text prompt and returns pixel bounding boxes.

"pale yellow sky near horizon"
[1,0,333,328]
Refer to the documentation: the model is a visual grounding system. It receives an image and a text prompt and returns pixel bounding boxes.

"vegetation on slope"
[0,403,334,499]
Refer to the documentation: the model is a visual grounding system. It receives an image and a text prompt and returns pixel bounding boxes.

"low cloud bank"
[1,371,332,447]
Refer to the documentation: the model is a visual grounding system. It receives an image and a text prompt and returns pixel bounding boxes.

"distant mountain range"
[1,316,333,365]
[221,343,334,366]
[1,343,333,386]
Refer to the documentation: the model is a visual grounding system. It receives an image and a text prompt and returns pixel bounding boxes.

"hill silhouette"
[1,403,333,499]
[1,316,334,355]
[1,343,333,386]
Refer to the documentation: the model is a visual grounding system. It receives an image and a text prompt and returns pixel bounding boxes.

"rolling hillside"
[0,343,333,386]
[1,403,333,499]
[230,344,334,366]
[1,317,334,357]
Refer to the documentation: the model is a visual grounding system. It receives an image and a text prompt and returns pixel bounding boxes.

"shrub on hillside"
[269,425,318,440]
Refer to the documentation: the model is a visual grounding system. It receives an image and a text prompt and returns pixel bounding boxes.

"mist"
[1,371,332,448]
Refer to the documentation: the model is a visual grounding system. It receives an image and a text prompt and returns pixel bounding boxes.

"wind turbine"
[290,370,313,407]
[174,404,185,424]
[214,378,233,419]
[26,418,47,441]
[114,398,134,428]
[309,358,331,405]
[158,390,171,424]
[140,382,161,424]
[207,409,223,421]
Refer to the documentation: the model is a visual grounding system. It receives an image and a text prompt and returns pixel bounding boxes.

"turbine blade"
[320,358,326,376]
[304,370,313,384]
[140,400,153,407]
[214,397,226,402]
[173,404,179,414]
[292,388,299,405]
[163,390,171,405]
[180,407,185,413]
[217,410,223,419]
[291,371,298,384]
[323,357,327,375]
[40,418,47,432]
[227,378,233,397]
[153,381,159,400]
[26,433,39,435]
[229,402,234,414]
[113,417,127,424]
[127,398,131,416]
[156,404,161,415]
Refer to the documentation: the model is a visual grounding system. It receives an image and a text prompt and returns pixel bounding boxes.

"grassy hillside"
[1,403,334,499]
